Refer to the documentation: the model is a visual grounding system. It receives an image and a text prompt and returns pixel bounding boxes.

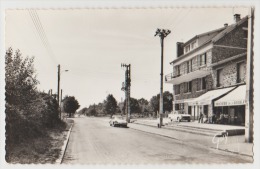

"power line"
[28,9,58,65]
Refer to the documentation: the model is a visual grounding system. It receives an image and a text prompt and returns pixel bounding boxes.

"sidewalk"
[128,120,253,157]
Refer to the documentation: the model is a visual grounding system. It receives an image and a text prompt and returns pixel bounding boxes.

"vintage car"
[168,111,191,122]
[109,115,128,127]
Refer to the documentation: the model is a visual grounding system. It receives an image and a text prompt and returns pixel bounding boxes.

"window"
[191,41,197,49]
[175,104,180,110]
[176,65,180,76]
[217,69,224,87]
[184,82,188,93]
[186,61,190,73]
[184,81,192,93]
[190,59,193,72]
[175,103,184,111]
[202,77,206,90]
[237,62,246,83]
[199,53,207,66]
[185,45,190,53]
[197,78,201,91]
[175,85,180,95]
[188,81,192,92]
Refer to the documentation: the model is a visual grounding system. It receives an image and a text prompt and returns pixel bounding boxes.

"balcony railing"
[165,62,210,83]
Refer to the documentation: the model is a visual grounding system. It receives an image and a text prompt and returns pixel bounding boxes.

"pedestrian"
[212,114,216,124]
[199,112,203,123]
[220,112,224,124]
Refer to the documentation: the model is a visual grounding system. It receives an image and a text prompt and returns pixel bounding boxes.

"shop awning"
[214,85,246,107]
[188,87,235,106]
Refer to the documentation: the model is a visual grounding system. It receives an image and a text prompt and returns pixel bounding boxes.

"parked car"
[168,111,191,122]
[109,115,128,127]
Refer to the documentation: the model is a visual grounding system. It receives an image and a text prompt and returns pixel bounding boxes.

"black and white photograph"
[0,0,259,168]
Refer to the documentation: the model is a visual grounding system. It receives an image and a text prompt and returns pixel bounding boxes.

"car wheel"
[188,119,190,122]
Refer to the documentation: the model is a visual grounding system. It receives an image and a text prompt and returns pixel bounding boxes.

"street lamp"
[57,64,69,119]
[155,28,171,128]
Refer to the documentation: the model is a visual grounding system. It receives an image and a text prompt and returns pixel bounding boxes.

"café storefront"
[214,85,246,126]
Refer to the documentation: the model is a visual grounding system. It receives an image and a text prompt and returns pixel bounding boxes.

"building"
[165,14,248,126]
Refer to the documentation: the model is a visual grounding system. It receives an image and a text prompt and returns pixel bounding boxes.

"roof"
[170,15,248,65]
[212,16,248,43]
[183,27,225,46]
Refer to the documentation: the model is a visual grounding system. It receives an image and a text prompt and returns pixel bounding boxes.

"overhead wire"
[28,9,58,65]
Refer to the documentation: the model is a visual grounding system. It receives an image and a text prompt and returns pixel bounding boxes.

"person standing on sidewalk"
[199,112,203,123]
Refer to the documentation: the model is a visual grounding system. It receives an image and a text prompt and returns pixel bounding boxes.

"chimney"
[176,42,184,57]
[234,14,241,23]
[224,23,228,27]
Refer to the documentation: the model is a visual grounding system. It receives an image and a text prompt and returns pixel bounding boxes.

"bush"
[5,48,65,160]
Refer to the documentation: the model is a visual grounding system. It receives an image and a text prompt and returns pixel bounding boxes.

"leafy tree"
[104,94,118,118]
[63,96,80,117]
[149,91,173,114]
[138,98,149,116]
[5,48,39,109]
[123,97,141,114]
[150,95,160,113]
[163,91,173,113]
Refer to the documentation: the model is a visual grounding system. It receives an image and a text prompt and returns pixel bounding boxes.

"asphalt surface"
[62,116,252,164]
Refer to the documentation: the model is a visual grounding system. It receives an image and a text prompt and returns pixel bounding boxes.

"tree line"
[5,48,71,162]
[78,91,173,118]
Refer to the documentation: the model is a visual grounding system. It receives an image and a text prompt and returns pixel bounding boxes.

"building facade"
[165,14,248,126]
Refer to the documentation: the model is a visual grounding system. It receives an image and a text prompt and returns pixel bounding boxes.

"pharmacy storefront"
[214,85,246,126]
[187,87,235,121]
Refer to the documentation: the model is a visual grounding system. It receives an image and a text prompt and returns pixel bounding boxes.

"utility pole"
[121,63,131,122]
[57,64,61,118]
[60,89,63,118]
[245,7,254,143]
[155,29,171,128]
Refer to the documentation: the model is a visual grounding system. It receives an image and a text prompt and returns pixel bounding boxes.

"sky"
[5,7,249,108]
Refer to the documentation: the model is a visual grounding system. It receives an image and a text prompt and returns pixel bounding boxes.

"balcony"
[165,64,211,85]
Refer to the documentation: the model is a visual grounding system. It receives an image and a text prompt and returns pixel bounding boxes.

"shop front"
[214,85,246,126]
[188,87,235,122]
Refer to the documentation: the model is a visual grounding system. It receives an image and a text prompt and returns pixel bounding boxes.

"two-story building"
[165,14,248,126]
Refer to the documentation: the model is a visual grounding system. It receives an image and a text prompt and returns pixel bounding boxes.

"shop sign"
[215,100,246,106]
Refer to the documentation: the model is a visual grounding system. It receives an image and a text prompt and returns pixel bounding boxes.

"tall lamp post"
[57,64,69,119]
[155,29,171,128]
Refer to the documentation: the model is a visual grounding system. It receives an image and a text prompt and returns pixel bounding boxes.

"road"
[62,117,251,164]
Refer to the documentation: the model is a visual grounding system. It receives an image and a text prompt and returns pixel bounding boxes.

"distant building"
[165,14,248,126]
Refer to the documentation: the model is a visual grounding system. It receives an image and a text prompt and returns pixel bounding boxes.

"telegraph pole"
[121,63,131,122]
[57,64,61,118]
[155,29,171,128]
[245,7,254,143]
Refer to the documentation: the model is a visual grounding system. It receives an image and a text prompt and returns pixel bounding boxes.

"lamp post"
[57,64,69,119]
[155,29,171,128]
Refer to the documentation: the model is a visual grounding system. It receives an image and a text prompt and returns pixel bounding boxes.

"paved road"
[62,117,252,164]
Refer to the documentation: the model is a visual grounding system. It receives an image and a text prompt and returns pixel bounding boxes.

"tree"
[163,91,173,113]
[123,97,141,114]
[149,91,173,114]
[5,48,39,109]
[150,95,160,113]
[104,94,118,118]
[138,98,149,116]
[63,96,80,117]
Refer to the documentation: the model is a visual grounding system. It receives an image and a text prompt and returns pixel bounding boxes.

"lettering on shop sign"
[212,131,228,149]
[215,100,246,106]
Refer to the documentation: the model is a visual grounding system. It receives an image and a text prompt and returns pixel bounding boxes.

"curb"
[55,122,74,164]
[210,147,253,158]
[129,123,253,158]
